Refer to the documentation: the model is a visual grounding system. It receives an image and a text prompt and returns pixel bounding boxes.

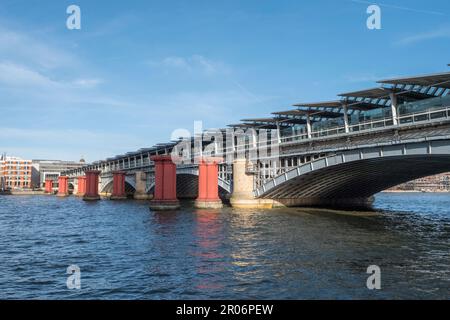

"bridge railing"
[280,106,450,144]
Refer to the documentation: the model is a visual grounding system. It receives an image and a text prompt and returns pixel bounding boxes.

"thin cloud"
[146,55,231,76]
[71,78,104,88]
[0,62,104,90]
[0,26,77,69]
[347,0,447,16]
[0,62,59,87]
[396,27,450,46]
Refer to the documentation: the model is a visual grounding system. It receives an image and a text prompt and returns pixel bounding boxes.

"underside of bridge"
[101,181,136,196]
[176,174,230,200]
[260,155,450,208]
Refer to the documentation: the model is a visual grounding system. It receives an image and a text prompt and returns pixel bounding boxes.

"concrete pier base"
[194,199,223,209]
[134,193,151,200]
[56,192,69,197]
[230,159,268,209]
[149,200,180,211]
[83,195,101,201]
[110,195,127,200]
[230,198,274,209]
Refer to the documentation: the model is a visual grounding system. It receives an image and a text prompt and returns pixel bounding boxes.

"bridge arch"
[100,176,137,195]
[256,140,450,207]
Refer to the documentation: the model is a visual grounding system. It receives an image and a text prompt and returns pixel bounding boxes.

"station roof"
[339,87,391,99]
[234,123,279,130]
[292,101,343,108]
[240,117,281,123]
[391,88,438,101]
[378,71,450,89]
[240,117,303,127]
[272,109,343,118]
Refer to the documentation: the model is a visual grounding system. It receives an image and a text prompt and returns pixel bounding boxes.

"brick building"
[0,155,34,190]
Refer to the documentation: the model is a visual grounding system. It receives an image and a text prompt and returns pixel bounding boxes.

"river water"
[0,193,448,299]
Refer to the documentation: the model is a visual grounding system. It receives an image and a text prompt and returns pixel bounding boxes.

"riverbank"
[1,190,46,196]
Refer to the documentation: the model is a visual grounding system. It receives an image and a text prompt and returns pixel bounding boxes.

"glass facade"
[398,95,450,116]
[280,93,450,141]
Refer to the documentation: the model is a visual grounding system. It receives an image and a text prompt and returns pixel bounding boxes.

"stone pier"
[75,176,86,197]
[134,171,150,200]
[194,157,223,209]
[83,170,101,201]
[57,176,69,197]
[44,179,53,194]
[149,155,180,210]
[111,171,127,200]
[230,159,274,209]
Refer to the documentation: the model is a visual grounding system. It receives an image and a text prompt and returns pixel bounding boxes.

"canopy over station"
[227,68,450,142]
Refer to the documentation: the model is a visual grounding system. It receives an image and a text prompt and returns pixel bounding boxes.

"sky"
[0,0,449,162]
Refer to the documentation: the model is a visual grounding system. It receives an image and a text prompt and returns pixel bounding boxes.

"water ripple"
[0,194,448,299]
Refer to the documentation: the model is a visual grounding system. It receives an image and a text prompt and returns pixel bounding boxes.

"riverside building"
[0,155,33,190]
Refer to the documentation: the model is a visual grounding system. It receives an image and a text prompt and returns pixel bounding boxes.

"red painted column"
[57,176,69,197]
[197,159,208,201]
[45,179,53,194]
[195,157,223,209]
[83,170,101,201]
[111,171,127,200]
[76,176,86,197]
[149,155,180,210]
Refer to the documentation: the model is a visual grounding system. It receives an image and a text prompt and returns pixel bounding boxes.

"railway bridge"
[58,70,450,209]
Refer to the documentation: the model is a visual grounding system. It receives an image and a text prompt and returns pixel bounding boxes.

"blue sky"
[0,0,449,161]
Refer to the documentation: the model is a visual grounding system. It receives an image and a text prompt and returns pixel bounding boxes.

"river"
[0,192,448,299]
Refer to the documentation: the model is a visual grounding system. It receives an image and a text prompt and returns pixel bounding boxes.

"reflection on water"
[0,193,448,299]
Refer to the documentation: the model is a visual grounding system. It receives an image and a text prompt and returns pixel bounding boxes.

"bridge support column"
[149,155,180,210]
[390,92,399,125]
[343,103,350,133]
[306,115,312,139]
[44,179,53,194]
[83,170,101,201]
[111,171,127,200]
[230,159,274,209]
[195,157,223,209]
[75,176,86,197]
[134,171,151,200]
[57,176,69,197]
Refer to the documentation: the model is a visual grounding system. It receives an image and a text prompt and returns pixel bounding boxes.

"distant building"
[0,155,33,190]
[31,159,86,188]
[387,173,450,192]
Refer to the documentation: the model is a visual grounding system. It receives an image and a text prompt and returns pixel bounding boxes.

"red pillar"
[76,176,86,197]
[83,170,101,201]
[111,171,127,200]
[57,176,69,197]
[195,157,223,209]
[45,179,53,194]
[149,155,180,210]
